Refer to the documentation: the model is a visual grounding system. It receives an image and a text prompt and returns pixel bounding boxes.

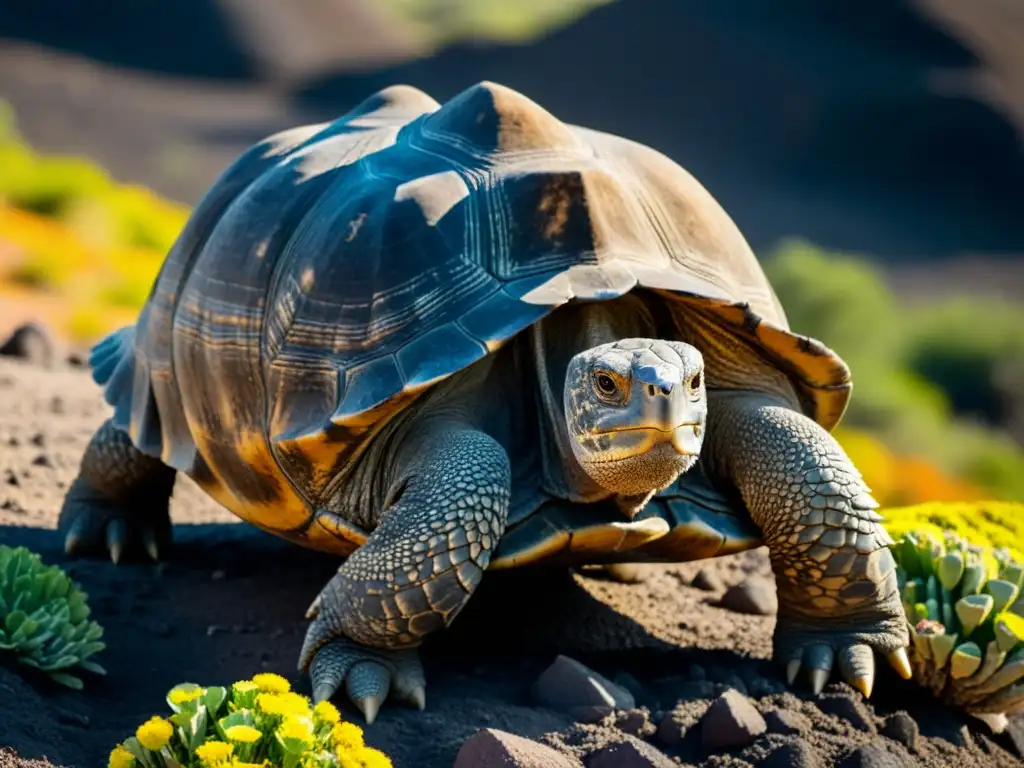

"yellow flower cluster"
[255,691,310,718]
[169,686,203,705]
[107,745,134,768]
[135,716,173,751]
[251,672,291,693]
[225,724,262,744]
[195,740,234,765]
[313,700,341,725]
[111,675,395,768]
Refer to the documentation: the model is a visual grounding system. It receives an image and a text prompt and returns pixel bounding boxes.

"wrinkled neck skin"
[530,296,662,506]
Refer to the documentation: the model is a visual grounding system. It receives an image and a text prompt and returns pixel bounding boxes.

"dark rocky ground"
[1,348,1023,767]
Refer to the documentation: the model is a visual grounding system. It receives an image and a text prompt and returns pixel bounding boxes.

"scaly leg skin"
[708,393,910,697]
[58,419,176,563]
[298,425,510,723]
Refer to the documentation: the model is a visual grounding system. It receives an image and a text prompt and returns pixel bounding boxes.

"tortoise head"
[564,338,706,499]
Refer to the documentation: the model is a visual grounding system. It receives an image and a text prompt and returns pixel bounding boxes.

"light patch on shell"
[345,213,367,242]
[518,260,640,305]
[393,170,470,226]
[291,128,400,183]
[300,267,315,292]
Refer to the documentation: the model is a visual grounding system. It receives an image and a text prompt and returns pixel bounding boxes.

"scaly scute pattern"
[297,426,510,720]
[708,393,907,695]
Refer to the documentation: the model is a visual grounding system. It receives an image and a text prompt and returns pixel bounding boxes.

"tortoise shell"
[90,81,850,557]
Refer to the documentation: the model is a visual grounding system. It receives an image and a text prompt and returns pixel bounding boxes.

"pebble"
[764,708,809,735]
[657,709,688,746]
[531,655,635,722]
[817,692,875,733]
[0,322,55,368]
[718,579,778,615]
[29,432,45,448]
[691,568,723,592]
[454,728,581,768]
[613,708,653,737]
[699,689,766,750]
[586,736,675,768]
[31,453,52,468]
[836,744,904,768]
[759,741,822,768]
[881,712,918,752]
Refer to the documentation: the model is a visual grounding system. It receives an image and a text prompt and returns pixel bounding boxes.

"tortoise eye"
[690,372,703,391]
[594,372,618,398]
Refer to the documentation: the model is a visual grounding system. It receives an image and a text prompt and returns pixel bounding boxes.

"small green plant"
[109,673,393,768]
[893,530,1024,728]
[0,545,106,689]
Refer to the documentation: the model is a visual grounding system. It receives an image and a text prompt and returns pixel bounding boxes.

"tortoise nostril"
[647,384,657,397]
[660,385,672,396]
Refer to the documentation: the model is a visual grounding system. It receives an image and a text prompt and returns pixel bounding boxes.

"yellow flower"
[195,740,234,765]
[135,716,173,751]
[331,721,364,751]
[277,715,313,744]
[229,762,267,768]
[251,672,290,693]
[225,724,262,744]
[313,699,341,725]
[358,748,393,768]
[108,744,135,768]
[336,747,393,768]
[232,680,258,694]
[169,686,203,705]
[255,692,310,718]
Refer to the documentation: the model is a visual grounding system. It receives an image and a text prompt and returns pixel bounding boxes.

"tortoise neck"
[531,296,658,503]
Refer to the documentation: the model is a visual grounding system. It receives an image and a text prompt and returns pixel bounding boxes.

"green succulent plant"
[894,530,1024,729]
[0,544,106,688]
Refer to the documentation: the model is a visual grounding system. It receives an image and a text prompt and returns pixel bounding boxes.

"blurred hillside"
[1,0,1023,298]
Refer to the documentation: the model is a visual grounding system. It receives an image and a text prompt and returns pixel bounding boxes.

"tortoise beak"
[635,363,706,456]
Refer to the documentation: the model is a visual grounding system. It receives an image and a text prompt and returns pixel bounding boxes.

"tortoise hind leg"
[298,425,510,723]
[59,419,176,563]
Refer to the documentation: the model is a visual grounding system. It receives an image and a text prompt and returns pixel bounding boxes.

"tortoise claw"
[141,526,161,561]
[409,686,426,711]
[64,517,88,556]
[838,644,875,698]
[786,659,801,685]
[355,695,381,725]
[304,634,426,722]
[106,519,127,564]
[887,647,913,680]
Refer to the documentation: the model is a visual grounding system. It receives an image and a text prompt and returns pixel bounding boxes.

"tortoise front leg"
[707,392,910,696]
[298,425,510,723]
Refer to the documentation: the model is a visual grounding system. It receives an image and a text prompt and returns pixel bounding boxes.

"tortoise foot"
[773,603,910,697]
[58,477,171,564]
[306,637,426,724]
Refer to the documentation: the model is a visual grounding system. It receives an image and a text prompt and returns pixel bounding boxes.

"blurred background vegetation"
[0,0,1022,508]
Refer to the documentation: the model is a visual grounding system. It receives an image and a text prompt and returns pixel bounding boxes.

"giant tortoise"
[59,81,910,722]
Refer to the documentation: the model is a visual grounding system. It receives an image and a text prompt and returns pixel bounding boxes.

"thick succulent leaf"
[0,545,105,688]
[76,659,107,676]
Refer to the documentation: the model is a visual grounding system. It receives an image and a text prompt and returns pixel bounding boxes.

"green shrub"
[764,239,1024,501]
[0,545,106,689]
[110,673,392,768]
